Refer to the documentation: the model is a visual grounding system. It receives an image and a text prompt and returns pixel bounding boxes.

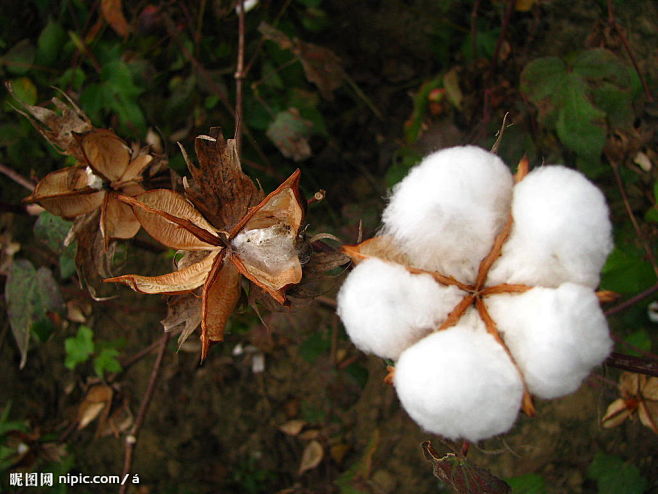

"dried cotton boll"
[336,258,464,360]
[394,326,523,442]
[382,146,513,284]
[488,166,612,288]
[486,283,612,399]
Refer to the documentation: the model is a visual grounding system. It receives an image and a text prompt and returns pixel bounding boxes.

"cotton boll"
[394,326,523,442]
[382,146,513,283]
[486,283,612,399]
[488,166,612,288]
[337,258,464,360]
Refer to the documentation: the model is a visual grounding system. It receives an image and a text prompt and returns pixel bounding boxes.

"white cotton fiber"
[486,283,612,399]
[394,326,523,442]
[382,146,513,284]
[487,166,612,288]
[336,258,464,360]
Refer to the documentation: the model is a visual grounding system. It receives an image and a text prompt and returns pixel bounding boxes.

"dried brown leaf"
[201,253,241,359]
[6,82,92,160]
[298,440,324,475]
[126,189,218,250]
[601,398,632,428]
[24,167,105,219]
[279,420,306,436]
[184,128,262,231]
[105,248,220,294]
[422,441,510,494]
[101,0,130,38]
[297,41,344,100]
[100,192,141,245]
[77,384,113,430]
[161,293,202,347]
[79,129,131,182]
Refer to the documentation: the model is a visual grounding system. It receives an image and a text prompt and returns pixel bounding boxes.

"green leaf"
[3,39,35,75]
[587,453,647,494]
[506,473,546,494]
[34,211,71,254]
[404,76,442,143]
[93,348,122,377]
[555,75,606,162]
[59,243,77,280]
[299,332,331,363]
[571,48,631,87]
[623,329,652,356]
[520,57,567,102]
[64,326,95,370]
[592,83,634,129]
[600,246,658,294]
[5,260,64,369]
[36,18,67,66]
[8,76,37,105]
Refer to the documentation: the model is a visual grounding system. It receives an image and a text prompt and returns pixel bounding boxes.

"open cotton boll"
[486,283,612,399]
[336,258,464,360]
[382,146,513,284]
[394,325,523,442]
[487,166,612,288]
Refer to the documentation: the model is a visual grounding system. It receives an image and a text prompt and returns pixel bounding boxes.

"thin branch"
[607,0,654,102]
[234,0,246,155]
[0,163,35,191]
[605,352,658,378]
[604,282,658,317]
[607,153,658,278]
[491,0,515,72]
[119,333,169,371]
[119,332,171,494]
[470,0,482,60]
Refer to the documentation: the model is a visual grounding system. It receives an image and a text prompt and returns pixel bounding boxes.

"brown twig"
[607,0,654,102]
[604,282,658,317]
[119,333,169,370]
[0,163,35,191]
[491,0,515,73]
[234,0,246,155]
[470,0,481,60]
[119,332,171,494]
[605,352,658,378]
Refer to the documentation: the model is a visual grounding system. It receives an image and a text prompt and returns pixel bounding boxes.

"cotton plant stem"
[234,0,246,155]
[119,332,171,494]
[0,163,35,191]
[604,352,658,378]
[604,282,658,317]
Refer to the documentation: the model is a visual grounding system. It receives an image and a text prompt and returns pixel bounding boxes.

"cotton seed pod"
[336,258,464,360]
[486,283,612,399]
[394,326,523,442]
[487,166,612,288]
[382,146,513,284]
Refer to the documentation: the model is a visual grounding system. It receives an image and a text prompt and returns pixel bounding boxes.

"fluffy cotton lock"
[336,258,464,360]
[394,324,523,442]
[486,283,612,399]
[487,166,612,288]
[381,146,513,284]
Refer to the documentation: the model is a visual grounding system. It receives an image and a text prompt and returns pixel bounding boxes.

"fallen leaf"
[422,441,511,494]
[298,440,324,475]
[77,384,113,430]
[279,419,306,436]
[101,0,130,38]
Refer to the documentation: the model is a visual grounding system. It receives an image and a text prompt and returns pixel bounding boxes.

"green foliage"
[64,326,94,370]
[521,49,635,176]
[600,245,657,294]
[623,328,652,356]
[33,212,77,279]
[587,452,647,494]
[299,332,331,363]
[506,473,546,494]
[64,326,123,378]
[5,259,64,368]
[0,402,29,472]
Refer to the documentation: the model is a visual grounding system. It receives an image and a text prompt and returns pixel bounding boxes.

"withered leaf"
[101,0,130,38]
[298,440,324,475]
[266,109,313,162]
[6,82,92,161]
[182,128,263,231]
[77,384,113,430]
[161,293,203,347]
[258,23,345,100]
[422,441,511,494]
[279,419,306,436]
